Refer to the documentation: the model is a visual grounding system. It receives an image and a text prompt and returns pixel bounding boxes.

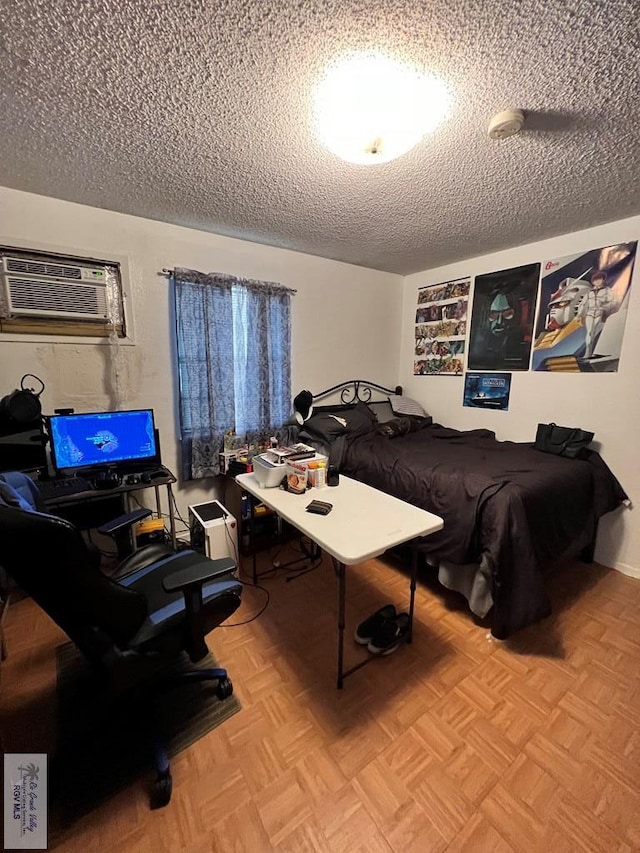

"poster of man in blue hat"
[531,242,637,372]
[467,263,540,371]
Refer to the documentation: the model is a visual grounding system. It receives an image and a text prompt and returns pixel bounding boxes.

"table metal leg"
[408,544,418,643]
[250,499,257,584]
[332,556,371,688]
[334,557,346,689]
[333,542,420,688]
[0,591,10,661]
[166,483,177,549]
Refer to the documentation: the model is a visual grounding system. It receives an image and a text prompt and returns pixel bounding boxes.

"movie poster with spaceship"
[531,242,637,372]
[467,263,540,371]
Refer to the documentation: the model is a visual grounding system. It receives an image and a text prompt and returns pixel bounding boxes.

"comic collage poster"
[467,263,540,371]
[463,372,512,410]
[414,277,469,375]
[531,242,637,372]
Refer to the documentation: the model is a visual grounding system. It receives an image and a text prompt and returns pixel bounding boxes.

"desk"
[39,468,178,549]
[236,473,444,688]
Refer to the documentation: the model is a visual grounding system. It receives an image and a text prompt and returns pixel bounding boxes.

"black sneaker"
[367,612,410,655]
[354,604,396,645]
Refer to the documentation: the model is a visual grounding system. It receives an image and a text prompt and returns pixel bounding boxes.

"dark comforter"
[341,423,627,637]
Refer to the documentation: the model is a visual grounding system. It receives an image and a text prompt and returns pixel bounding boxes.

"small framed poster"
[463,372,512,411]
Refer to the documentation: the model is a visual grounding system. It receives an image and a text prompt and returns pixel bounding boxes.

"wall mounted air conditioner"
[0,255,109,321]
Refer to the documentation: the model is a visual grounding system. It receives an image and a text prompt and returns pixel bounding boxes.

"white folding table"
[235,473,444,687]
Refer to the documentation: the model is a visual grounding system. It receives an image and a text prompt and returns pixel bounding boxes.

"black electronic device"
[140,469,167,483]
[0,422,47,475]
[0,375,47,475]
[228,459,251,476]
[37,476,94,501]
[327,466,340,486]
[93,469,122,490]
[306,499,333,515]
[47,408,161,477]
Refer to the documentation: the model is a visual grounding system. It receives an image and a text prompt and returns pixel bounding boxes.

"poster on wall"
[531,241,637,372]
[467,263,540,371]
[413,277,469,375]
[463,372,512,410]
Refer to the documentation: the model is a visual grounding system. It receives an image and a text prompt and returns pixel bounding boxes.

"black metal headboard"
[312,379,402,405]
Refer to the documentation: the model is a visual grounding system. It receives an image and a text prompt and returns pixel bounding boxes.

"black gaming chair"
[0,488,242,808]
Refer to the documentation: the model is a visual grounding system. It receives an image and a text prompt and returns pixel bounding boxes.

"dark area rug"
[52,642,240,820]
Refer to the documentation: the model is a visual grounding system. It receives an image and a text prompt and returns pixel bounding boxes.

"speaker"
[327,465,340,486]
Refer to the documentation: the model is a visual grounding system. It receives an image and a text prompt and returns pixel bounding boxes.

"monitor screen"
[48,409,158,473]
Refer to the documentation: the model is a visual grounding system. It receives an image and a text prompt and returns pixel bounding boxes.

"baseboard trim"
[612,561,640,579]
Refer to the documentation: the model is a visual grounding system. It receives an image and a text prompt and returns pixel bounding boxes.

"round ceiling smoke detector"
[488,109,525,140]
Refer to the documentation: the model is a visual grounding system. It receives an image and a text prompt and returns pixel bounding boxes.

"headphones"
[0,374,45,425]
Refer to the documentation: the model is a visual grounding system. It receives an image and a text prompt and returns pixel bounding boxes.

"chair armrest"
[162,557,236,593]
[97,507,152,536]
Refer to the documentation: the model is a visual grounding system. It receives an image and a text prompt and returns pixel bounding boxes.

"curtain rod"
[159,268,297,293]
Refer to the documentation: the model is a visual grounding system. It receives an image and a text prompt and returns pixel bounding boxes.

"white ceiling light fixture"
[313,52,451,166]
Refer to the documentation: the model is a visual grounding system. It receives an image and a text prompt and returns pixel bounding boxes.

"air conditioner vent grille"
[7,277,108,318]
[7,259,83,279]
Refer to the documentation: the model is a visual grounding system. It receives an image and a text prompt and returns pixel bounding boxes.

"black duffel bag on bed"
[535,422,594,459]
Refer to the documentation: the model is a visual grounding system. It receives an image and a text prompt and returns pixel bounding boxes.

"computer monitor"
[48,409,159,474]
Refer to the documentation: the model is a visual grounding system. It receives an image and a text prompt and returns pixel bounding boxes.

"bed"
[296,379,627,638]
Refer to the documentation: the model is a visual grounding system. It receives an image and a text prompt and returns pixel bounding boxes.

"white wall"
[4,186,637,576]
[400,215,640,577]
[0,186,402,523]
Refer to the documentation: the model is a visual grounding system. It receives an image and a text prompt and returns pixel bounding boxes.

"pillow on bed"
[368,400,396,423]
[389,394,428,418]
[352,400,378,429]
[299,401,375,447]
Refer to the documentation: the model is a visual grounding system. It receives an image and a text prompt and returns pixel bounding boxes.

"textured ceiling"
[1,0,639,275]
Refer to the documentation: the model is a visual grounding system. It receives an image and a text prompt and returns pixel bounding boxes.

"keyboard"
[37,476,94,501]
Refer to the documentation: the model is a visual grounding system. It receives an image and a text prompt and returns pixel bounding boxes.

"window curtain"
[173,267,293,480]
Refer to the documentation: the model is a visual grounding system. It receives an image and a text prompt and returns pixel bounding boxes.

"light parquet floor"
[1,545,639,852]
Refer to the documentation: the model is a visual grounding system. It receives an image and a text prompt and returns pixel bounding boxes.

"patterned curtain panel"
[173,268,293,480]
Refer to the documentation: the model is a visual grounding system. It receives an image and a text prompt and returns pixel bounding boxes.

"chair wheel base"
[216,677,233,700]
[151,770,173,809]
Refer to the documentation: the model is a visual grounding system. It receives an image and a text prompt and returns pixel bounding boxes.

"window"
[173,267,293,479]
[0,246,126,338]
